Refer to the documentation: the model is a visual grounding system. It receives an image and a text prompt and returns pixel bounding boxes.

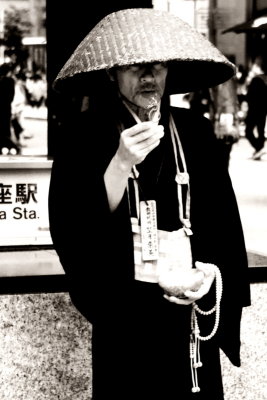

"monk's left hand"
[163,262,216,305]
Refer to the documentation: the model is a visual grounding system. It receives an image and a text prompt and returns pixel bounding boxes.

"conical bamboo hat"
[53,8,235,94]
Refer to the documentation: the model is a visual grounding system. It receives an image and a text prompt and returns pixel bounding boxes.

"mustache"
[139,83,158,91]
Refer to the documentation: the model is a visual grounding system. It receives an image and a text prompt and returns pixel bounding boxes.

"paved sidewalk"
[0,283,265,400]
[229,137,267,265]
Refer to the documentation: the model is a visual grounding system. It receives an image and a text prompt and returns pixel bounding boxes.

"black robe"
[49,97,251,399]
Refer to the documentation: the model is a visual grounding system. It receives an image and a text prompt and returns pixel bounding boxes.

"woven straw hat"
[53,8,235,94]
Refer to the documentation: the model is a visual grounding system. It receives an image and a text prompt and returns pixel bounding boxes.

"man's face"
[114,62,168,109]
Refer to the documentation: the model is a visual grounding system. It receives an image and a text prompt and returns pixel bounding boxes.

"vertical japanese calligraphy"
[140,200,159,261]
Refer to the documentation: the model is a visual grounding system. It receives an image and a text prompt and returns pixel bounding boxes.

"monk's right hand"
[115,121,164,171]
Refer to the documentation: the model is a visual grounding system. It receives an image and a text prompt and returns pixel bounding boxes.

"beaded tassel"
[190,329,201,392]
[190,264,223,393]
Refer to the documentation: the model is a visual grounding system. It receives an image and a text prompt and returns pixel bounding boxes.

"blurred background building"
[0,0,46,72]
[153,0,267,68]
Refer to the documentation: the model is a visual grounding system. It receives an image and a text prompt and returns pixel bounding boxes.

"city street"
[229,135,267,267]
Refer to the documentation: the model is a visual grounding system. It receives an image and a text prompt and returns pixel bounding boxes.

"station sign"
[0,157,53,246]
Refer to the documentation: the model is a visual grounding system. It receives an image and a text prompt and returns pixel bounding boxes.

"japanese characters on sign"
[140,200,159,261]
[0,161,52,246]
[0,183,38,220]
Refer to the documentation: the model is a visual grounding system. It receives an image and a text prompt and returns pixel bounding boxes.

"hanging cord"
[131,166,148,207]
[169,114,192,235]
[190,264,223,393]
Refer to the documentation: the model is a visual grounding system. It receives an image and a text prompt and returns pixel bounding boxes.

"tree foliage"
[2,6,32,63]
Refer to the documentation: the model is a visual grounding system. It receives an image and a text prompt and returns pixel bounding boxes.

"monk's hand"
[161,261,216,305]
[115,121,164,170]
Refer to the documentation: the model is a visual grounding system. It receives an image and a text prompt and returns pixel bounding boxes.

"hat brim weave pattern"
[53,8,235,94]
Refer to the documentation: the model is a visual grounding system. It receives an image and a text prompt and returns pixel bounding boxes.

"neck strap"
[127,112,192,235]
[169,114,192,234]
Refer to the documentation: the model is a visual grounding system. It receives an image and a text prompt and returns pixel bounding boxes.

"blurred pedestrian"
[49,9,250,400]
[236,64,248,106]
[187,76,240,168]
[210,76,240,168]
[245,62,267,160]
[11,70,28,147]
[26,72,47,108]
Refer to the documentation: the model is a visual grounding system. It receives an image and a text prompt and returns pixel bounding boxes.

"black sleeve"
[48,112,134,324]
